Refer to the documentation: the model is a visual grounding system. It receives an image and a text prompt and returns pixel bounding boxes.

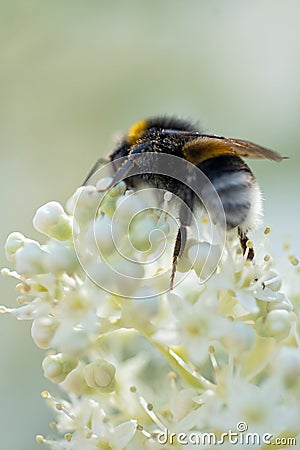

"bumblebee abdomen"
[198,155,262,230]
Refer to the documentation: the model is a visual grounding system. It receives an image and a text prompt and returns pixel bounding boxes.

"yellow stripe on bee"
[127,120,148,144]
[183,138,235,165]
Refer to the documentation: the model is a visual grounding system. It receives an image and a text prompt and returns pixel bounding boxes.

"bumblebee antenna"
[82,157,108,186]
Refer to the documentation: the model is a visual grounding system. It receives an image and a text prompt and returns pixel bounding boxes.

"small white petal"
[108,420,137,449]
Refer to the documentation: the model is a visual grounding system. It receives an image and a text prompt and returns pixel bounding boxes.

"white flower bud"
[4,232,25,262]
[66,186,101,225]
[95,177,114,191]
[31,317,58,349]
[100,194,118,217]
[129,214,160,252]
[15,240,46,275]
[60,362,89,395]
[104,180,126,198]
[42,353,78,384]
[33,201,72,241]
[43,240,78,275]
[85,215,122,256]
[187,241,221,280]
[94,181,127,217]
[84,359,116,392]
[256,310,292,340]
[115,193,148,223]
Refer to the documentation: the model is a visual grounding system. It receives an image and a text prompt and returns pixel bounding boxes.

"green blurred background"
[1,1,299,448]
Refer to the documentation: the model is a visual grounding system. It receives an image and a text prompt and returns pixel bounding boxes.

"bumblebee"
[84,116,285,288]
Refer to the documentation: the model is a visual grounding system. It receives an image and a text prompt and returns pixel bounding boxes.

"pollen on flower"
[41,390,50,399]
[17,296,27,305]
[64,433,72,442]
[36,435,45,444]
[288,254,299,266]
[16,282,29,293]
[1,268,10,277]
[0,305,7,314]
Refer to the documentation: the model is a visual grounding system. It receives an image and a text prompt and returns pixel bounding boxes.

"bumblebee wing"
[215,136,285,161]
[182,135,286,165]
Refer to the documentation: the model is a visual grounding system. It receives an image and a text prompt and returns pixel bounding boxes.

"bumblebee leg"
[238,228,254,260]
[170,194,194,289]
[171,225,187,289]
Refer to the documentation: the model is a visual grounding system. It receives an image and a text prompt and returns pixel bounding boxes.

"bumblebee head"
[109,119,149,161]
[126,116,198,146]
[109,116,199,162]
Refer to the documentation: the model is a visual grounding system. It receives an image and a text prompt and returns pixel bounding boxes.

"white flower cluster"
[2,179,300,449]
